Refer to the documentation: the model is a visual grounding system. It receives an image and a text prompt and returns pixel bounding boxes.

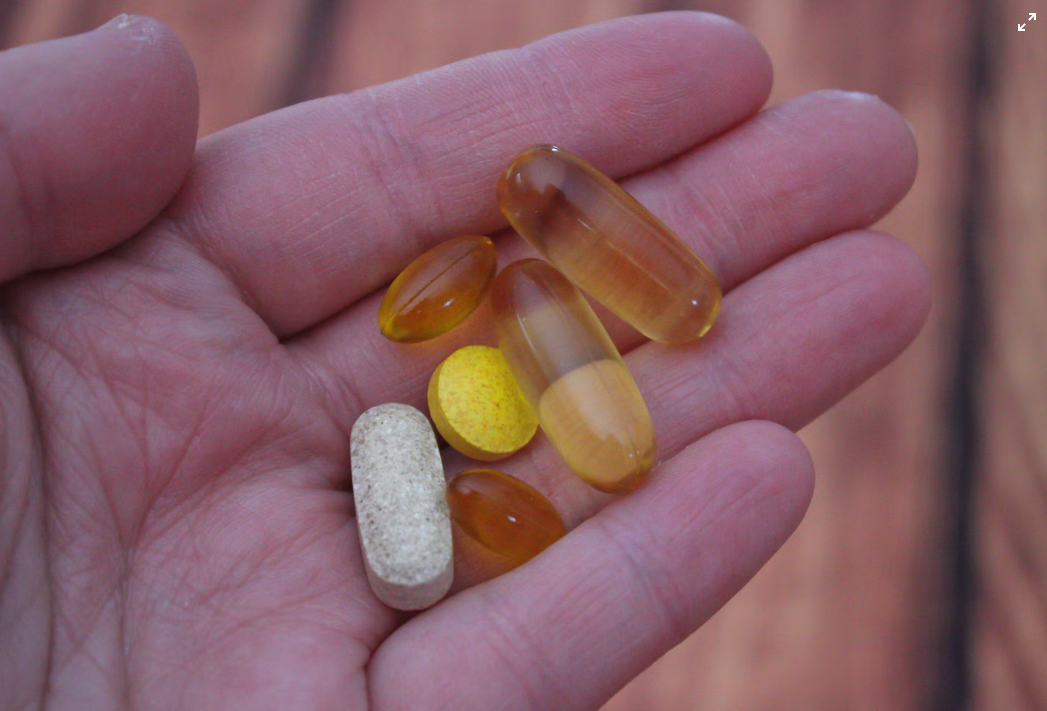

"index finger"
[162,12,772,336]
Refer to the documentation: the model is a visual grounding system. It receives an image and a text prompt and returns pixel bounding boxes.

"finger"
[165,11,772,335]
[290,89,919,431]
[442,231,930,537]
[632,89,918,289]
[308,226,927,585]
[441,228,927,587]
[370,420,814,711]
[0,15,198,283]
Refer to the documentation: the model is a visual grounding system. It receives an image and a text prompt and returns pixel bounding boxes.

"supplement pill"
[428,345,537,461]
[447,469,566,565]
[497,145,721,343]
[350,403,453,610]
[378,234,497,342]
[490,259,656,493]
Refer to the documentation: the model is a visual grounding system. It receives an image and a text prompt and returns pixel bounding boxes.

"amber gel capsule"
[498,145,721,343]
[447,469,566,565]
[490,259,656,493]
[378,235,497,342]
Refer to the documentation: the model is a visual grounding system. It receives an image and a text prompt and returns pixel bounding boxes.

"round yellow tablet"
[428,345,538,461]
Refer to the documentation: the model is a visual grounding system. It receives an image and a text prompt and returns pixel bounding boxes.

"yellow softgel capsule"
[378,235,497,343]
[498,145,721,344]
[428,345,538,461]
[491,260,655,493]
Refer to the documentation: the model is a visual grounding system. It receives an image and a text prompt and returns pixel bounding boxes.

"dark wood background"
[3,0,1043,708]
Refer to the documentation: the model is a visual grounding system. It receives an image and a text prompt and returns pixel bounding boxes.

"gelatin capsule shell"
[498,145,720,343]
[378,234,497,343]
[538,359,655,493]
[491,259,656,492]
[447,469,566,565]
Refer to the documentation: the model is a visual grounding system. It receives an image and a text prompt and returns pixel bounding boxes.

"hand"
[0,12,928,710]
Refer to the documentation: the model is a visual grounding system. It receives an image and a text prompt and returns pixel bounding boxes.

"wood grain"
[605,0,972,708]
[971,2,1047,708]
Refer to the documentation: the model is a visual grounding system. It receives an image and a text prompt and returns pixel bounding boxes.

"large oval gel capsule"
[378,235,497,343]
[490,259,656,493]
[497,145,721,343]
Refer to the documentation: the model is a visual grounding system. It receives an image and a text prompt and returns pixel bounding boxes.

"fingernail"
[101,13,163,44]
[103,13,134,29]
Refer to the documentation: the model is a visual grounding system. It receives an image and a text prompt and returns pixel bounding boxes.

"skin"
[0,11,929,711]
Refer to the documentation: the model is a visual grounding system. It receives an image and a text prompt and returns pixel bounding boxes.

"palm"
[1,12,928,711]
[5,224,399,703]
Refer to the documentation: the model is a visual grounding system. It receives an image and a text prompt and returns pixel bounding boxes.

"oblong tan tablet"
[351,403,453,610]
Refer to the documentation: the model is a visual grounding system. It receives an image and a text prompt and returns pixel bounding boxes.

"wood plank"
[3,0,313,136]
[605,0,971,708]
[971,2,1047,708]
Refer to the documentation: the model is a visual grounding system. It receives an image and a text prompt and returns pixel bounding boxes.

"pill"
[350,403,453,610]
[490,259,656,493]
[497,144,721,344]
[428,345,537,461]
[378,234,498,343]
[447,469,566,565]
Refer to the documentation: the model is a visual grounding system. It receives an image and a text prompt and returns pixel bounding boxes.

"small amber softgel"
[498,144,721,343]
[378,234,497,343]
[447,469,566,565]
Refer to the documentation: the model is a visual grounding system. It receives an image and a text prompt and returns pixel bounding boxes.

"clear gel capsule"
[497,144,721,343]
[490,259,655,493]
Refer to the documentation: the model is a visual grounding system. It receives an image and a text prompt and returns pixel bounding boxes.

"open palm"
[0,12,928,710]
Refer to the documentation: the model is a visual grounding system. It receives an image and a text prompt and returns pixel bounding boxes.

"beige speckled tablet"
[350,403,453,610]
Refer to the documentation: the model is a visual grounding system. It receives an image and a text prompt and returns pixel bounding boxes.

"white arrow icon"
[1019,22,1026,30]
[1030,12,1037,20]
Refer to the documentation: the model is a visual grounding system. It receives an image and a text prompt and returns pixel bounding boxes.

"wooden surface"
[608,1,970,708]
[3,1,1042,709]
[971,1,1047,708]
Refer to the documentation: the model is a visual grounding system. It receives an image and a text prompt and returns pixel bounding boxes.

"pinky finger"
[369,420,814,711]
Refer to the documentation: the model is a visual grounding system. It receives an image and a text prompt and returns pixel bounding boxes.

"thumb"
[0,14,198,283]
